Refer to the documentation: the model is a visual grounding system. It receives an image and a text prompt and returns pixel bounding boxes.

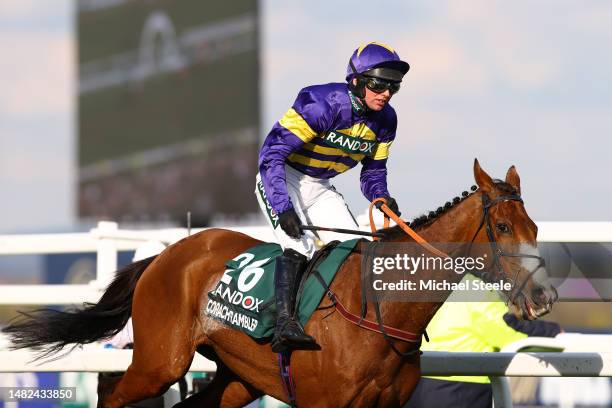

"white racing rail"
[1,347,610,376]
[0,221,275,305]
[488,333,612,407]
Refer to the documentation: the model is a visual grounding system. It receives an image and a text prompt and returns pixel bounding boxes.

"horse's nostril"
[531,286,547,305]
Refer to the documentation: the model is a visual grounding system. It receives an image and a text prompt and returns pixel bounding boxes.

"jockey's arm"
[258,121,307,214]
[360,105,396,205]
[259,91,332,215]
[360,121,396,198]
[360,156,391,202]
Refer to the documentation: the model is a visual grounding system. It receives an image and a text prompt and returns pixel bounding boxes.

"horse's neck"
[381,193,482,337]
[410,193,482,244]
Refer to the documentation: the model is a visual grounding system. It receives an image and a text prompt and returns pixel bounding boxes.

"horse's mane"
[379,180,518,240]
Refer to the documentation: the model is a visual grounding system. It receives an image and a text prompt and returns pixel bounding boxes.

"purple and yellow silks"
[258,82,398,214]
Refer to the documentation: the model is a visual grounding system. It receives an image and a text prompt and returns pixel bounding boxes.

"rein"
[311,198,450,358]
[319,193,546,358]
[369,198,450,259]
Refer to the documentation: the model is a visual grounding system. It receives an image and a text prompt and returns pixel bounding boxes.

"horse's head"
[471,159,557,320]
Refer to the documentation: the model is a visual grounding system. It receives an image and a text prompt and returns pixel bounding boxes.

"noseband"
[470,192,546,304]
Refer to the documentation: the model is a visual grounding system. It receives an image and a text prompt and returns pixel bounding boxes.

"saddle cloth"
[205,239,360,339]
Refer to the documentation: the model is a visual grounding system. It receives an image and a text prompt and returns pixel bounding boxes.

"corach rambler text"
[372,254,487,275]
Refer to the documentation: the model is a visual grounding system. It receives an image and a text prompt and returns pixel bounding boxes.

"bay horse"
[3,160,557,407]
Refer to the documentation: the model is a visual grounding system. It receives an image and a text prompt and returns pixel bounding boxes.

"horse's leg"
[99,330,197,408]
[99,229,266,407]
[174,363,261,408]
[96,374,122,407]
[100,256,201,408]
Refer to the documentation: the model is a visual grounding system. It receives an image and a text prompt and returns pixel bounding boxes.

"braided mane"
[379,180,518,240]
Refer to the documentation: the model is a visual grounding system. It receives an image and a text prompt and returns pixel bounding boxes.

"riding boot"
[271,249,318,353]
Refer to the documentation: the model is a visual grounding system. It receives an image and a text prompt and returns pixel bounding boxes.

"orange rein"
[368,197,450,259]
[319,197,448,345]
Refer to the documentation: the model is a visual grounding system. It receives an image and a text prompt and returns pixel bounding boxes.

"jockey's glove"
[376,196,401,217]
[278,209,303,239]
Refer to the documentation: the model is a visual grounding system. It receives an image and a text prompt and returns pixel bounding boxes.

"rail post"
[93,221,119,290]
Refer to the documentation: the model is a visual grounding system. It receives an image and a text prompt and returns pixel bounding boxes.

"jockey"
[255,42,409,352]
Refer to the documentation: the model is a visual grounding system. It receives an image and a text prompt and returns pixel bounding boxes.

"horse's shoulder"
[343,246,364,269]
[325,246,363,296]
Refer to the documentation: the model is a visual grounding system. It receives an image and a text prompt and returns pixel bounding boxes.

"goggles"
[363,76,401,94]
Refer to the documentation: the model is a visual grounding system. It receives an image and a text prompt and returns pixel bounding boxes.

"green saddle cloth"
[205,239,360,339]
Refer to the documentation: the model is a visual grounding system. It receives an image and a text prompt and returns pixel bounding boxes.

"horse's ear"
[473,158,493,192]
[505,165,521,195]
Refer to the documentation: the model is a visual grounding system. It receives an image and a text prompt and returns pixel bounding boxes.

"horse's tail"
[2,255,156,358]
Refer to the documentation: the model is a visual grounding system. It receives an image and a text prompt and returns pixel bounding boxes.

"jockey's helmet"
[346,42,409,98]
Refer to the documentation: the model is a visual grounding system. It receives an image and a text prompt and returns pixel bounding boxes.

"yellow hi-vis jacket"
[421,279,527,384]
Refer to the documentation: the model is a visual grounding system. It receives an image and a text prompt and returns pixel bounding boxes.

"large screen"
[78,0,259,226]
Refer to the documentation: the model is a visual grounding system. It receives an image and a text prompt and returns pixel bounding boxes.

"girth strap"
[312,269,422,344]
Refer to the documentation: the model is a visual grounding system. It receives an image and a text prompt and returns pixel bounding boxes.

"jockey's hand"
[376,197,401,217]
[278,209,303,239]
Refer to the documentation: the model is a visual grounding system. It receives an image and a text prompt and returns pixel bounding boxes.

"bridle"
[468,191,546,305]
[303,190,550,360]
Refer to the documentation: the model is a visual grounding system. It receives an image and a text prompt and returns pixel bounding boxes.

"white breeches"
[255,166,363,259]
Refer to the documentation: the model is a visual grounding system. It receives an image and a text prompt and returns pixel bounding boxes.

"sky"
[0,1,74,232]
[1,0,612,233]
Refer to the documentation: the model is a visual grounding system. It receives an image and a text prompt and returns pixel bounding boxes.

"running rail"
[1,350,611,376]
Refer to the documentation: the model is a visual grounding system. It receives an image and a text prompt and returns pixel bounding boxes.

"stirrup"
[271,319,319,353]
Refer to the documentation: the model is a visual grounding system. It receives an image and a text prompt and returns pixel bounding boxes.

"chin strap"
[347,57,369,114]
[348,90,367,115]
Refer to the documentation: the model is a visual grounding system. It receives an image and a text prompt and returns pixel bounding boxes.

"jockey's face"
[353,78,392,111]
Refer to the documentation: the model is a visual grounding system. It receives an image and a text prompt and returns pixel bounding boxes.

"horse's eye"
[496,223,510,233]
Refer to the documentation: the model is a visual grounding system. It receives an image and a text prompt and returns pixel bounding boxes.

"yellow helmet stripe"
[357,42,395,56]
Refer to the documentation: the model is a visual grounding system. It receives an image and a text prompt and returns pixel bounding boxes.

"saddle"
[205,239,361,339]
[294,240,342,311]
